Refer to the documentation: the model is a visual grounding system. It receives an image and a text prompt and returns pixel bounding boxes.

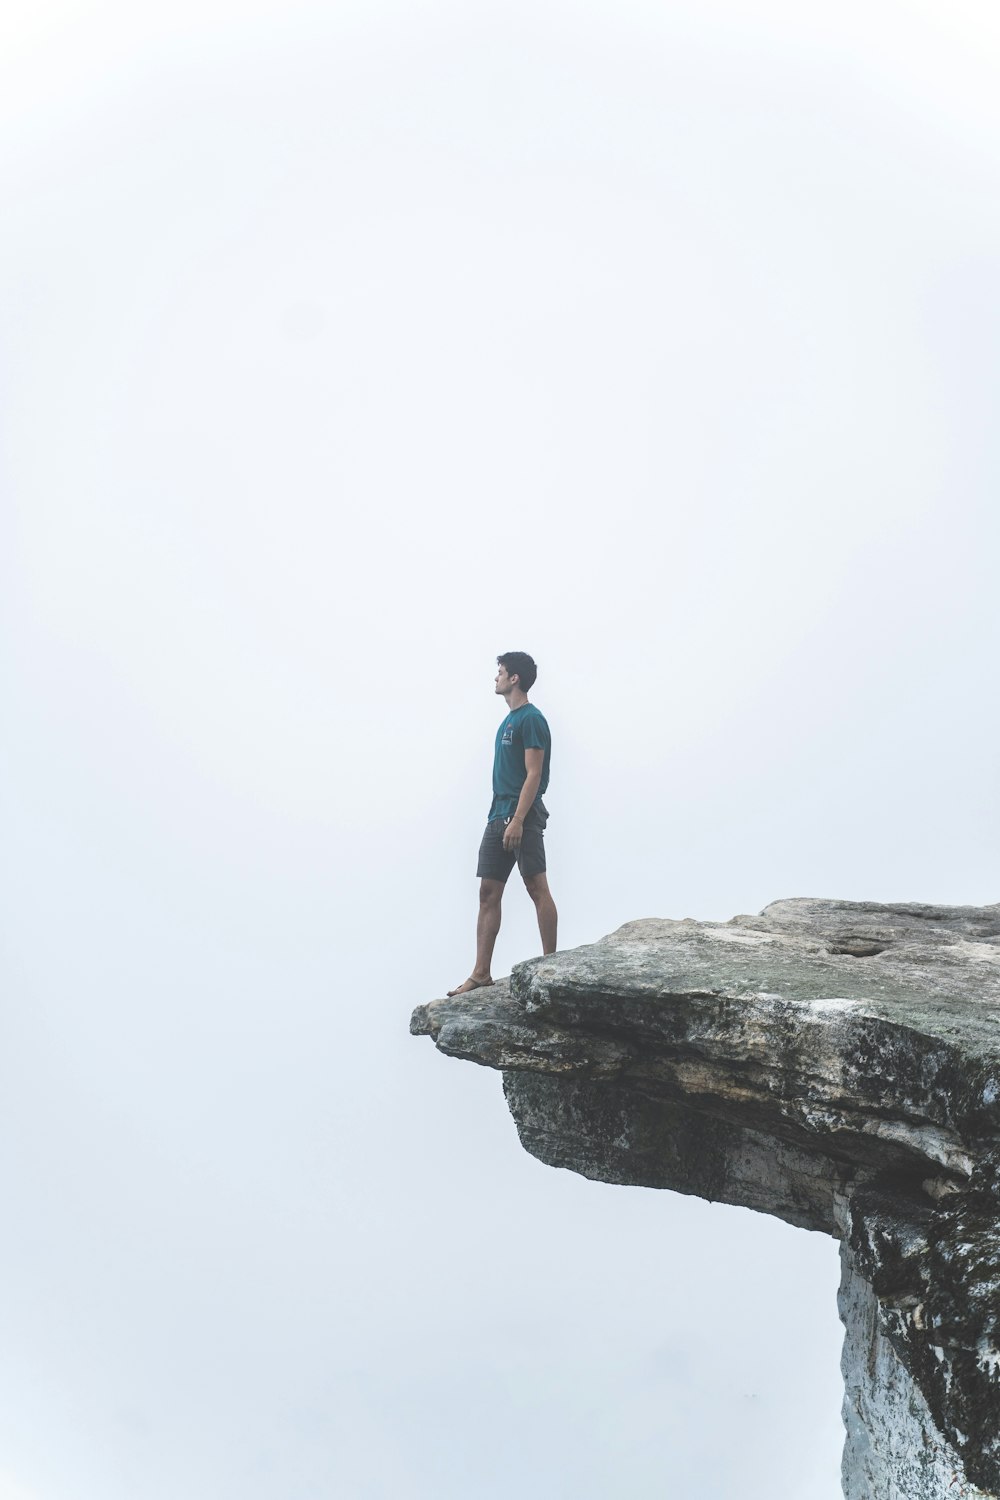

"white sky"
[2,2,998,1497]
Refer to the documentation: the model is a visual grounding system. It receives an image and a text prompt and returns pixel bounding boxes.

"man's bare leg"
[448,878,505,996]
[523,871,558,954]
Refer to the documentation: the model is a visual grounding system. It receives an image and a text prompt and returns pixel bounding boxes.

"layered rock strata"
[412,900,1000,1498]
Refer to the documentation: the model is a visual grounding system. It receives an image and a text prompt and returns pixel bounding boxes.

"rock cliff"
[412,900,1000,1499]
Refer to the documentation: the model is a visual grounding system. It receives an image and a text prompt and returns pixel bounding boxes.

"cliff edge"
[412,899,1000,1499]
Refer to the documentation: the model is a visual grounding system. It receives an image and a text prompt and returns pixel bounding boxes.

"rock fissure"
[413,899,1000,1497]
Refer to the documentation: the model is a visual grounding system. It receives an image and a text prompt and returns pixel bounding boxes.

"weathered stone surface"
[839,1241,991,1499]
[412,900,1000,1498]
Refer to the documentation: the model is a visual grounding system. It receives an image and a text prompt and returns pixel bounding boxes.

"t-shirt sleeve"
[521,713,550,751]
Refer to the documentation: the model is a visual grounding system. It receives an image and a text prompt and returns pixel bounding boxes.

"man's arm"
[502,747,544,850]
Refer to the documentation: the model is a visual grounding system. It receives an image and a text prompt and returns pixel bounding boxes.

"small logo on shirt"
[501,724,513,746]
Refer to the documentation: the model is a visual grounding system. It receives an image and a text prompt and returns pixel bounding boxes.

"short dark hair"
[497,651,537,692]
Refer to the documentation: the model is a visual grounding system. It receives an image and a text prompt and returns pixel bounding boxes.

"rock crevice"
[412,900,1000,1498]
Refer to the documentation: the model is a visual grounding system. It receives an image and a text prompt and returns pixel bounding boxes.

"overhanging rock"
[412,899,1000,1499]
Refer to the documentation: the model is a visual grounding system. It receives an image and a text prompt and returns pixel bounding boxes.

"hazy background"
[2,2,999,1496]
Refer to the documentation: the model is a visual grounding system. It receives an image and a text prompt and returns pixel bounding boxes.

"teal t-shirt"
[488,703,551,821]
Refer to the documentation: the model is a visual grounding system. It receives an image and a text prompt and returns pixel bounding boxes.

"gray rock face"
[412,900,1000,1498]
[839,1242,992,1499]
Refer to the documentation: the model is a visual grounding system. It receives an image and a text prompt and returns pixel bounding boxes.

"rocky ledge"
[412,900,1000,1499]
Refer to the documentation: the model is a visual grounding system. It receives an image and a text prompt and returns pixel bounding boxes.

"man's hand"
[502,816,524,852]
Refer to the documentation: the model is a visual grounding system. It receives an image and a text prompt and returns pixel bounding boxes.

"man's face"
[495,664,516,695]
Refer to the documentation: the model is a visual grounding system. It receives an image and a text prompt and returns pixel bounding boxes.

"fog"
[2,2,998,1496]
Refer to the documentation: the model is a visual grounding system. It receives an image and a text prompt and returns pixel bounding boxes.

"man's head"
[495,651,538,696]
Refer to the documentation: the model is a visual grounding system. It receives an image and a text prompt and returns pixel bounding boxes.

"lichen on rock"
[412,899,1000,1498]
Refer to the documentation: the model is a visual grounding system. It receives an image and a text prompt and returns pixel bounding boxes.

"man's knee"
[479,878,505,907]
[522,871,550,902]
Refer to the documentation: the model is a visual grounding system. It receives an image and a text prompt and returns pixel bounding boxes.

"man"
[447,652,558,997]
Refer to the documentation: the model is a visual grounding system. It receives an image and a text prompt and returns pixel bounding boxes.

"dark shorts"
[476,801,548,883]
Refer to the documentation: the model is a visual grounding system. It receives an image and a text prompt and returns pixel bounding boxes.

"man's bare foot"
[446,976,494,997]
